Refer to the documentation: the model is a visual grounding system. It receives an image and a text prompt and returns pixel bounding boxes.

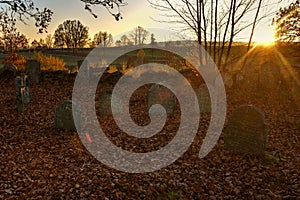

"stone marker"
[147,84,176,114]
[224,105,267,155]
[14,74,30,112]
[98,89,123,116]
[54,100,81,130]
[0,64,17,79]
[26,60,41,83]
[15,77,24,112]
[223,72,233,88]
[22,74,30,104]
[196,84,214,113]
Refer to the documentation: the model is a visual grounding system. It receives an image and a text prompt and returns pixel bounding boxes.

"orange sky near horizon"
[14,0,285,44]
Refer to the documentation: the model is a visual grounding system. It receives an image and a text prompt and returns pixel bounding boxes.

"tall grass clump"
[34,52,67,71]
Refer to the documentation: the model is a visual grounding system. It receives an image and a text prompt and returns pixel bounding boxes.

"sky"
[15,0,288,44]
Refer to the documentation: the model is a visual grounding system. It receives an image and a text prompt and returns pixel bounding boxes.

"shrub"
[34,52,66,71]
[2,53,27,71]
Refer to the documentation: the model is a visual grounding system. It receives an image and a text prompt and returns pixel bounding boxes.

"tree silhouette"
[0,0,126,36]
[54,20,89,49]
[150,33,156,45]
[91,31,114,47]
[1,30,28,52]
[81,0,127,20]
[0,0,53,33]
[274,1,300,42]
[129,26,149,45]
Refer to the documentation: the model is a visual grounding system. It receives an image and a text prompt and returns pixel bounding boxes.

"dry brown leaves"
[0,71,299,199]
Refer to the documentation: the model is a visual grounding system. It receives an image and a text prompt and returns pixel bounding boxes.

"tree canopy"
[274,0,300,42]
[91,31,114,47]
[53,20,89,49]
[0,0,53,33]
[0,0,127,35]
[81,0,127,21]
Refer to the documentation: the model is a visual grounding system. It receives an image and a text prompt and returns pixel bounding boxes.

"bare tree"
[148,0,283,69]
[120,34,132,46]
[129,26,149,45]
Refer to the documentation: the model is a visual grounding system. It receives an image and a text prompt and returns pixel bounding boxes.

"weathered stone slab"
[0,64,17,82]
[14,74,30,112]
[224,105,267,155]
[22,75,30,104]
[147,84,176,114]
[223,72,233,88]
[26,60,41,83]
[54,100,81,130]
[195,84,214,113]
[98,89,123,116]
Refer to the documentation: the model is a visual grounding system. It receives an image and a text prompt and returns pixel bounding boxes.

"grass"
[0,44,299,71]
[262,154,280,165]
[18,52,85,67]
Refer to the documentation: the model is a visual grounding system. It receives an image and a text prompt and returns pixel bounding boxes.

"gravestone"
[22,75,30,104]
[115,64,122,72]
[98,89,123,116]
[26,60,41,83]
[224,105,267,155]
[127,56,135,69]
[54,100,81,130]
[196,84,214,113]
[14,74,30,112]
[147,84,176,114]
[0,64,17,80]
[223,72,233,88]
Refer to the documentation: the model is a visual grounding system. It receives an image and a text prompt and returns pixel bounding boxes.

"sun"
[254,31,276,46]
[256,40,275,47]
[253,24,276,46]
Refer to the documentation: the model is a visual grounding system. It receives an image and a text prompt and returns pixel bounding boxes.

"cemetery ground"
[0,45,299,199]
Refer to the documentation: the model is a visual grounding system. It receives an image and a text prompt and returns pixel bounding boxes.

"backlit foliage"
[34,52,66,71]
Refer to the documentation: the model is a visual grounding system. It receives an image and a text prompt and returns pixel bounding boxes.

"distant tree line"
[1,0,298,56]
[0,0,128,53]
[115,26,155,47]
[0,17,156,52]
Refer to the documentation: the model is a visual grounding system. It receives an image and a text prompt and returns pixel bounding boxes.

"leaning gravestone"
[224,105,267,155]
[54,100,81,131]
[26,60,41,83]
[147,84,176,115]
[98,89,123,116]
